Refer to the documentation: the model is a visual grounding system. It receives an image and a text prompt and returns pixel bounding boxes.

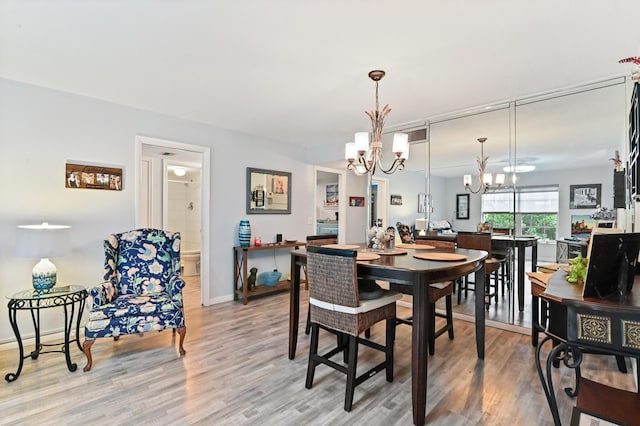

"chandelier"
[345,70,409,175]
[463,138,505,194]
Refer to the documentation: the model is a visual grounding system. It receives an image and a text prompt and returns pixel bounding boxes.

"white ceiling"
[2,0,640,162]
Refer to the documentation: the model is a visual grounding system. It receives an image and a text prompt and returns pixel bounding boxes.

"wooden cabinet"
[233,241,305,305]
[555,239,587,263]
[537,272,640,425]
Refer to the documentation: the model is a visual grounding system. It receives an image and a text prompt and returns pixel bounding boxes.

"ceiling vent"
[406,127,427,143]
[383,121,428,144]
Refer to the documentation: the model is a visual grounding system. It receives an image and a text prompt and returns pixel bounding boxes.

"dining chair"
[304,235,338,335]
[456,231,505,310]
[305,245,401,412]
[393,238,455,355]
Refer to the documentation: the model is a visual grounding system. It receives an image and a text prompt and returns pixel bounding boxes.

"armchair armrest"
[167,274,186,301]
[88,279,119,308]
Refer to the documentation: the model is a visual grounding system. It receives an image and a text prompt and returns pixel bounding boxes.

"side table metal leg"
[75,296,86,353]
[29,304,41,359]
[63,301,78,372]
[536,336,584,425]
[536,336,563,426]
[5,304,24,382]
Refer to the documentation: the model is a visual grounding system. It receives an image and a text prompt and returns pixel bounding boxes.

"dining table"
[490,235,539,312]
[288,244,488,425]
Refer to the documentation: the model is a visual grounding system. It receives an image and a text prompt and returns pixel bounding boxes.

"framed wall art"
[390,194,403,205]
[66,161,123,191]
[456,193,469,219]
[247,167,291,214]
[569,184,601,209]
[349,196,364,207]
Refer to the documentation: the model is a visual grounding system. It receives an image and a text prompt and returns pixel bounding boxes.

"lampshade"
[16,223,71,291]
[345,142,357,161]
[415,218,427,231]
[16,223,71,259]
[355,132,369,153]
[392,133,409,159]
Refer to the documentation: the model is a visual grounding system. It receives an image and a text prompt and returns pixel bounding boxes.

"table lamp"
[16,222,71,291]
[415,218,427,236]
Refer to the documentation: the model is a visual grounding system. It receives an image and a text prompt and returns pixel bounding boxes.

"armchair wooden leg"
[177,326,186,355]
[82,339,95,372]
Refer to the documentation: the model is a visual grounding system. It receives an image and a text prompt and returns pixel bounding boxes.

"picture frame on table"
[570,406,620,426]
[456,193,469,220]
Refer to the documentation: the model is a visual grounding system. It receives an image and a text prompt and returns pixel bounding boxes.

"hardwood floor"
[0,277,636,425]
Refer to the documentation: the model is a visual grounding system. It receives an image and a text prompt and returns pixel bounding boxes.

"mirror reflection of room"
[248,168,290,212]
[356,77,629,329]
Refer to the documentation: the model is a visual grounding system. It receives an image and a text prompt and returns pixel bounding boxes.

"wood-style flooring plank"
[0,277,636,425]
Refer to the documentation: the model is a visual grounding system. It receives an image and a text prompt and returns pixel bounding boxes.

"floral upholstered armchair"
[82,229,186,372]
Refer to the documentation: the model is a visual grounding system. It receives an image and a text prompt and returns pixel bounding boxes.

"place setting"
[412,252,468,261]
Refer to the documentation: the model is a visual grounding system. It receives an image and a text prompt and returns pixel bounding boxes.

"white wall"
[386,169,426,229]
[0,79,314,343]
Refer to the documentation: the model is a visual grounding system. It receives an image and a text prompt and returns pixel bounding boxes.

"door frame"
[135,135,211,306]
[314,166,347,244]
[372,176,389,229]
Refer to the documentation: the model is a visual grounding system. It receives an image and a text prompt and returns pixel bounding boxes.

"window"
[481,186,559,240]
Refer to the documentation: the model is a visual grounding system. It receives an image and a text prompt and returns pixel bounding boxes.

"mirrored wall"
[382,76,630,327]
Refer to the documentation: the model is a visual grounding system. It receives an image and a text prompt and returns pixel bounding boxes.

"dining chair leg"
[305,324,320,389]
[385,317,395,382]
[428,301,436,356]
[446,294,454,340]
[305,307,311,335]
[344,335,359,412]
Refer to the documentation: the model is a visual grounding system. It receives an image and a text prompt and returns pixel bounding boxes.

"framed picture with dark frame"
[569,183,601,209]
[246,167,291,214]
[456,194,469,220]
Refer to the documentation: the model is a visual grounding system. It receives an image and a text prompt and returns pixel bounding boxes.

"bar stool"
[305,245,401,411]
[456,231,505,310]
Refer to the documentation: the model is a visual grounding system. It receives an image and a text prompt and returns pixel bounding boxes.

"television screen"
[583,233,640,301]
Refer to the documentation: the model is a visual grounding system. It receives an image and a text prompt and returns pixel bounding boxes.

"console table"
[555,239,588,264]
[233,241,304,305]
[535,270,640,425]
[5,285,87,382]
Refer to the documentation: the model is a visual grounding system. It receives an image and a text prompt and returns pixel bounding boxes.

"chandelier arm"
[378,158,406,175]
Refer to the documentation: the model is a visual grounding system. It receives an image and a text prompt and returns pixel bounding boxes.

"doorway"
[135,135,211,305]
[314,167,347,243]
[371,176,389,229]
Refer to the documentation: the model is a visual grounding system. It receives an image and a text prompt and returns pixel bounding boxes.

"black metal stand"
[535,335,583,426]
[5,286,87,382]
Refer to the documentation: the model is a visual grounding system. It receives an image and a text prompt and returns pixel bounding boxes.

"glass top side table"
[5,285,88,382]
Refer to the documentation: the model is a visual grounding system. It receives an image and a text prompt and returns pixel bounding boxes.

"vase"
[239,220,251,247]
[384,227,396,252]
